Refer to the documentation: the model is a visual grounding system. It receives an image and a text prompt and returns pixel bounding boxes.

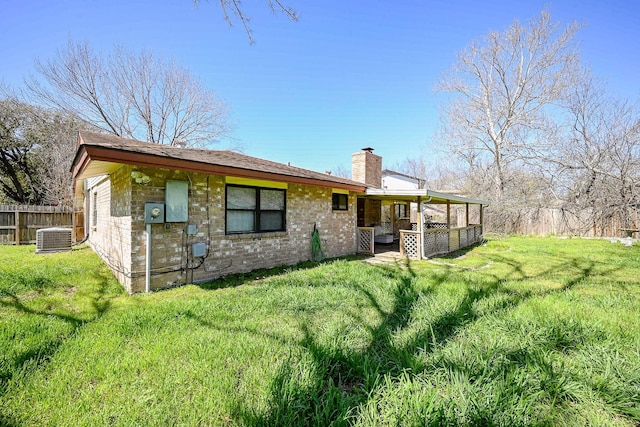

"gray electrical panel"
[144,203,165,224]
[192,242,207,257]
[165,180,188,222]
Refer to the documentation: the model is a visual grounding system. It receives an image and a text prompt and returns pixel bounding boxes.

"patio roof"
[363,188,489,205]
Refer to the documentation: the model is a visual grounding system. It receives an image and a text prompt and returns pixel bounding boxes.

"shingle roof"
[72,131,365,191]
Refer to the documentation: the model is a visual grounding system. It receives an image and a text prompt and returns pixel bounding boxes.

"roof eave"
[72,144,366,192]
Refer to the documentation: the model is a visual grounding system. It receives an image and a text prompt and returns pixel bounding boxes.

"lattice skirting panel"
[423,231,451,257]
[450,230,460,251]
[423,232,437,257]
[401,232,420,259]
[475,226,482,242]
[427,222,449,229]
[358,229,373,253]
[460,229,468,248]
[436,231,449,253]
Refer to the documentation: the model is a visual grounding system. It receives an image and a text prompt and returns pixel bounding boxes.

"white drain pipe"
[420,196,432,260]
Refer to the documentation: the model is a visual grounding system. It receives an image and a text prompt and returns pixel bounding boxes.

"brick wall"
[362,199,382,227]
[87,165,133,292]
[89,166,358,293]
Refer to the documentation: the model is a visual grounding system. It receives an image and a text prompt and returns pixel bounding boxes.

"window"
[395,203,407,218]
[226,185,286,234]
[332,193,348,211]
[92,192,98,228]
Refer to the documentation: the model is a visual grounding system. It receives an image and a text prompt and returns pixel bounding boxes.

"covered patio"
[356,189,488,260]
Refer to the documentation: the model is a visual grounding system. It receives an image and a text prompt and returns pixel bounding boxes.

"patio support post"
[446,200,451,229]
[480,205,484,229]
[417,196,423,260]
[466,203,469,227]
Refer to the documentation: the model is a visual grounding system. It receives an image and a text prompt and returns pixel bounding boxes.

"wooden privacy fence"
[485,207,640,237]
[0,205,82,245]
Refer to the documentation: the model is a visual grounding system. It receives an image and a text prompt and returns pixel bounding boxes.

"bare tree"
[394,153,469,193]
[554,73,640,232]
[437,10,581,200]
[434,10,640,235]
[34,112,90,208]
[396,156,429,189]
[28,40,232,147]
[0,96,84,207]
[193,0,299,44]
[326,164,351,179]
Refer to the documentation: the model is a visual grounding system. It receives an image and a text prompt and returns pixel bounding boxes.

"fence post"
[15,210,19,245]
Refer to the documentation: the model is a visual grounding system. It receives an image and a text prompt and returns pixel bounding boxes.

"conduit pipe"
[146,223,151,293]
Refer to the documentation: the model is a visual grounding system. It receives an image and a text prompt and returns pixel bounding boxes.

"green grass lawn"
[1,236,639,426]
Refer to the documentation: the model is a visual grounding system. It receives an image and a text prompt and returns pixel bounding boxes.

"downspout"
[420,195,432,259]
[481,204,486,236]
[417,196,422,260]
[74,179,90,246]
[83,180,89,239]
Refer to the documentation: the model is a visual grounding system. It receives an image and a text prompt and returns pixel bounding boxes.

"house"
[71,132,487,293]
[380,169,472,229]
[382,169,425,190]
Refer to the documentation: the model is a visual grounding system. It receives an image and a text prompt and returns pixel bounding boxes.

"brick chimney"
[352,147,382,188]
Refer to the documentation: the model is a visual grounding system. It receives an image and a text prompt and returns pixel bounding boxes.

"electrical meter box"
[144,203,165,224]
[165,180,188,222]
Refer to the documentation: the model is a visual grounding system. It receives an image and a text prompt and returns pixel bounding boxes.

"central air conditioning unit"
[36,227,73,254]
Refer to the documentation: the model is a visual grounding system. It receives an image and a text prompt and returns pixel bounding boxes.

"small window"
[226,185,286,234]
[395,203,407,218]
[332,193,348,211]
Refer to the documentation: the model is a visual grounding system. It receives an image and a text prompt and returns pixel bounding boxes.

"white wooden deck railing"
[360,224,483,260]
[399,224,483,260]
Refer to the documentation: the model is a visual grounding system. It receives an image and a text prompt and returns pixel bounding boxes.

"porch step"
[363,253,407,264]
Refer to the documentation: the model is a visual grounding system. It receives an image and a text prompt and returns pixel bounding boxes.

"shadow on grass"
[434,241,485,260]
[231,250,626,426]
[0,413,20,427]
[0,270,114,397]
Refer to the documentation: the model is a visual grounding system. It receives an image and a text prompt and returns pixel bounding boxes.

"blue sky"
[1,0,639,174]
